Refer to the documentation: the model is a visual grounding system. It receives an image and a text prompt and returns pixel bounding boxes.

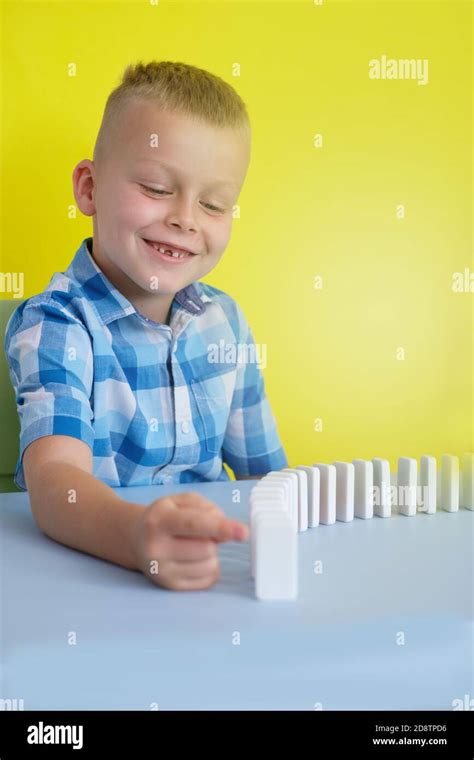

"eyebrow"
[135,158,239,191]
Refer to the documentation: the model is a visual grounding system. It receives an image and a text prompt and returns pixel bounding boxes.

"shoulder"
[4,279,92,361]
[5,272,90,336]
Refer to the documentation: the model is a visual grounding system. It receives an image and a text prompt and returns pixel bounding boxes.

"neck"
[134,295,174,325]
[89,237,175,325]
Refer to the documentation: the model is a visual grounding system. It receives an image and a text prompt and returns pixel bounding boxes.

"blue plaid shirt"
[4,237,288,490]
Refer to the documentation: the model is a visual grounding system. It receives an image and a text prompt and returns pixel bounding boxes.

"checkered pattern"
[4,237,288,490]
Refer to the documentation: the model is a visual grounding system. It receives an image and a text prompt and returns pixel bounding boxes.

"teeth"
[146,240,193,258]
[157,245,187,259]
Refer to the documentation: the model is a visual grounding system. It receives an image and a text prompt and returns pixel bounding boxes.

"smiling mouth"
[143,239,197,259]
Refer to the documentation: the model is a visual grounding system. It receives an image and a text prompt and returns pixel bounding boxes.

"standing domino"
[419,455,437,514]
[264,472,299,532]
[352,460,374,519]
[461,453,474,510]
[372,458,392,517]
[441,454,459,512]
[283,467,308,531]
[250,481,292,541]
[295,465,320,527]
[313,464,336,525]
[254,512,298,600]
[250,487,290,578]
[397,457,417,516]
[258,477,292,516]
[333,462,354,522]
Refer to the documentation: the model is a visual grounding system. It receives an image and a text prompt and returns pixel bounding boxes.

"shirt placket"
[168,309,199,467]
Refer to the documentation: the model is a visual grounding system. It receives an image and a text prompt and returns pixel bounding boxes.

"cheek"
[201,241,228,274]
[101,186,151,228]
[210,216,232,249]
[122,192,151,227]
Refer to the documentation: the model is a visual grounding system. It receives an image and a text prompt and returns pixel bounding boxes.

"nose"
[165,194,198,233]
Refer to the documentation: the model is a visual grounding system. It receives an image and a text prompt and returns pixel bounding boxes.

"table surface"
[1,480,472,710]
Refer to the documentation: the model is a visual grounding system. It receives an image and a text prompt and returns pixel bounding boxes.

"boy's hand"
[132,491,249,591]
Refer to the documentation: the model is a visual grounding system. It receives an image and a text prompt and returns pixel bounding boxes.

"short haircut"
[93,60,251,166]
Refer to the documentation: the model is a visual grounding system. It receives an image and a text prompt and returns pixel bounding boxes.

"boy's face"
[73,99,250,318]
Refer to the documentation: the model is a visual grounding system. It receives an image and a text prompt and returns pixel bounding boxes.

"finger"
[168,556,220,581]
[167,571,220,592]
[214,520,249,543]
[170,537,217,562]
[164,509,244,542]
[171,494,249,542]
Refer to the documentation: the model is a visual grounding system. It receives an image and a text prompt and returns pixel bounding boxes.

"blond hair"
[93,60,251,165]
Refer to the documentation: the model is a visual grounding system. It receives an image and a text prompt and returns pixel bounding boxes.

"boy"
[4,61,288,591]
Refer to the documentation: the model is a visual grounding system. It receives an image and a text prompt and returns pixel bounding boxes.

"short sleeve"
[4,298,95,490]
[221,302,288,476]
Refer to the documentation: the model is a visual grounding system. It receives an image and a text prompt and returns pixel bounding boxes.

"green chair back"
[1,299,24,492]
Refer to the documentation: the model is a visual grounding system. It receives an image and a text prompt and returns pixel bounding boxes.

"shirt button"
[181,420,190,434]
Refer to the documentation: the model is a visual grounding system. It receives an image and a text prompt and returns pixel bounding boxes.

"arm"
[24,434,249,590]
[221,301,288,478]
[7,302,247,591]
[6,300,144,569]
[24,435,145,571]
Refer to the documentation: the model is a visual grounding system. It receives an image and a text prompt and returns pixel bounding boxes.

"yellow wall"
[1,0,472,475]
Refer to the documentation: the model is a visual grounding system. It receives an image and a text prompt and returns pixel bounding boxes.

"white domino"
[313,464,336,524]
[441,454,459,512]
[461,453,474,510]
[333,462,354,522]
[283,467,308,531]
[257,477,292,514]
[249,487,289,578]
[250,450,472,601]
[436,469,442,509]
[352,459,374,519]
[295,465,320,527]
[372,458,392,517]
[263,472,298,532]
[397,457,417,516]
[254,511,298,600]
[419,455,437,514]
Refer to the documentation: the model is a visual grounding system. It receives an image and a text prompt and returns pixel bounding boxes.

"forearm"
[27,463,145,571]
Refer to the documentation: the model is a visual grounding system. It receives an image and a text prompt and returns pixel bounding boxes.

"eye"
[141,185,224,213]
[141,185,169,196]
[201,202,224,213]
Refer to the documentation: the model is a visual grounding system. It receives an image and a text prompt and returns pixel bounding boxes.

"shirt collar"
[65,237,211,326]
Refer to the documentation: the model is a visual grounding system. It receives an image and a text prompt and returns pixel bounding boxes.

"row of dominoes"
[250,453,474,601]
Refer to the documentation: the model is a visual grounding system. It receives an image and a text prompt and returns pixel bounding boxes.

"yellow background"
[1,0,472,478]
